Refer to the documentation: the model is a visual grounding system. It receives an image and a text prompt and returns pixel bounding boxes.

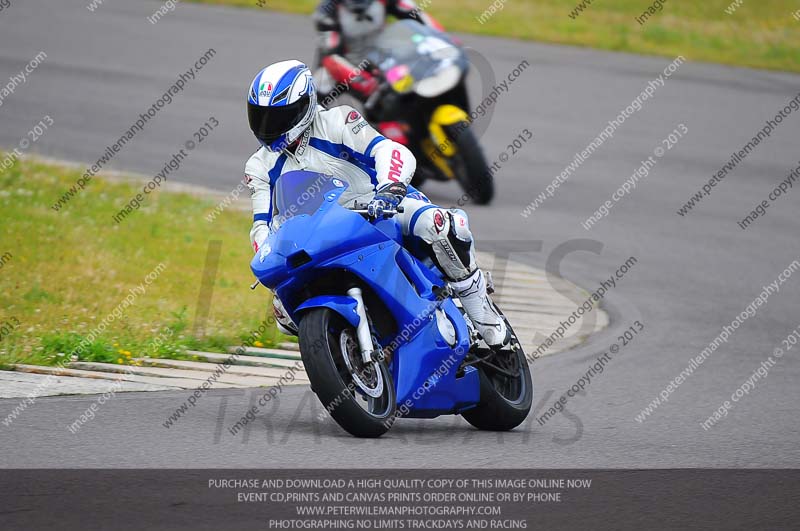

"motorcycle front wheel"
[446,121,494,205]
[299,308,396,438]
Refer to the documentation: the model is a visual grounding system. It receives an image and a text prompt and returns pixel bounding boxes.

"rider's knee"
[414,208,471,241]
[447,208,472,242]
[414,207,476,281]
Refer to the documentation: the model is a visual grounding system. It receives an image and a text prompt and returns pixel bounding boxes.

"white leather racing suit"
[246,104,505,345]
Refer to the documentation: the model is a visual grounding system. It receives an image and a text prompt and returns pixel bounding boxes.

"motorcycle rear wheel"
[299,308,396,438]
[462,312,532,431]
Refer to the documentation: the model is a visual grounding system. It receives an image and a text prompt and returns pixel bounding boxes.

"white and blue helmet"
[247,60,317,152]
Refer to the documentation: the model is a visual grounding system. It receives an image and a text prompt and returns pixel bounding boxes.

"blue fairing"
[296,295,360,329]
[250,170,479,416]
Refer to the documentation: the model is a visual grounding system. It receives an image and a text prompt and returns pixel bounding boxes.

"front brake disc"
[339,330,384,398]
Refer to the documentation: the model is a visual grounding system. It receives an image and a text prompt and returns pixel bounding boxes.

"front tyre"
[299,308,396,438]
[445,122,494,205]
[462,314,532,431]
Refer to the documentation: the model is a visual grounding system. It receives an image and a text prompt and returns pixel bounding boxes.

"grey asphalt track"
[1,0,799,468]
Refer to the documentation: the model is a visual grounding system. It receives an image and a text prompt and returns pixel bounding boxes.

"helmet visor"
[248,94,310,143]
[343,0,372,12]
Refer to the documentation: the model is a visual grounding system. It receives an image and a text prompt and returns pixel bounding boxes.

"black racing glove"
[367,182,407,218]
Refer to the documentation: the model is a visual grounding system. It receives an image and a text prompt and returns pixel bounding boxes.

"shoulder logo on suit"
[347,110,368,134]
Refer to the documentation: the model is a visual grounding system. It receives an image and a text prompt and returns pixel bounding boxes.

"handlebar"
[349,203,404,218]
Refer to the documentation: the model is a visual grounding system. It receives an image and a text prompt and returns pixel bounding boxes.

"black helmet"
[342,0,373,14]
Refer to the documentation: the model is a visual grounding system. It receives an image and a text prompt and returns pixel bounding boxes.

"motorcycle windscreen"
[370,20,465,97]
[270,170,347,227]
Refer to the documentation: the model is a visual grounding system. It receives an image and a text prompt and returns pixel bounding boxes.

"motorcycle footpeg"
[432,284,453,301]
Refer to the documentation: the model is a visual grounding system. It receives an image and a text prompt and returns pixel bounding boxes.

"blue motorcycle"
[251,170,532,437]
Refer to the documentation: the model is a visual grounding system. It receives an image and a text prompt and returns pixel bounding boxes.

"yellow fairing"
[422,138,455,179]
[428,105,468,158]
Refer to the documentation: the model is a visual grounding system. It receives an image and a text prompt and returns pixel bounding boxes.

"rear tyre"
[446,122,494,205]
[299,308,396,438]
[462,313,532,431]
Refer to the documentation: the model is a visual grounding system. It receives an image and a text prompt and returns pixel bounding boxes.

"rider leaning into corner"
[312,0,445,100]
[245,60,510,347]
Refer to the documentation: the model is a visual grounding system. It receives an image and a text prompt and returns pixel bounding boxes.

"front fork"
[347,287,374,364]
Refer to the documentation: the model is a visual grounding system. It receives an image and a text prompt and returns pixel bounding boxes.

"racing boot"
[451,269,510,348]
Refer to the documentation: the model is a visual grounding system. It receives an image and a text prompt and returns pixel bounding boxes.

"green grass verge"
[187,0,800,73]
[0,154,286,368]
